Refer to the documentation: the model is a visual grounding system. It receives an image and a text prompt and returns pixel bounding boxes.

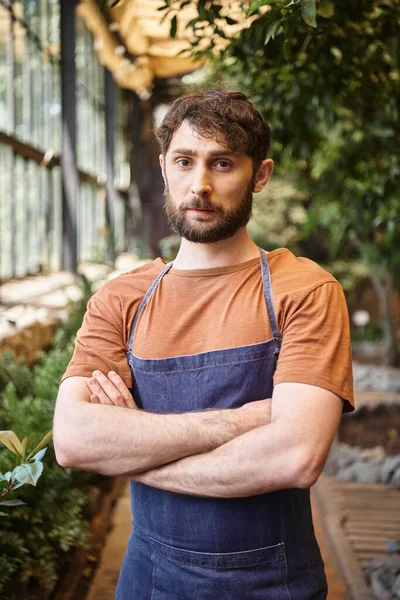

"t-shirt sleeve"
[273,281,354,412]
[60,285,133,389]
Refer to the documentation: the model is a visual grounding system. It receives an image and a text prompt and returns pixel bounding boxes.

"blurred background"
[0,1,399,599]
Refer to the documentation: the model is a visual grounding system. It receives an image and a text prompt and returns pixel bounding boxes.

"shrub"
[0,275,108,594]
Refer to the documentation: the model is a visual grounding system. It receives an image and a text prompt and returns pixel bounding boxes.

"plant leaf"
[33,447,47,462]
[0,431,23,458]
[248,0,273,17]
[301,0,317,27]
[0,499,25,506]
[319,0,334,18]
[170,14,177,38]
[27,430,52,460]
[12,482,24,490]
[14,462,43,486]
[197,0,207,20]
[21,437,27,461]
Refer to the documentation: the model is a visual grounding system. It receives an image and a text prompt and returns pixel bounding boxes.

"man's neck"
[172,229,262,270]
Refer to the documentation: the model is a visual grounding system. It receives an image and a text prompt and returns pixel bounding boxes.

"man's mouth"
[186,208,216,216]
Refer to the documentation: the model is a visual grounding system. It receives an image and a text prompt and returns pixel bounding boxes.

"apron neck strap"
[260,248,281,340]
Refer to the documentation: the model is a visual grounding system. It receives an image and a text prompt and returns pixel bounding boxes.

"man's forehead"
[167,120,239,156]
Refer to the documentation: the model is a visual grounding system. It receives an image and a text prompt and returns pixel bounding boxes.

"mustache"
[181,197,223,212]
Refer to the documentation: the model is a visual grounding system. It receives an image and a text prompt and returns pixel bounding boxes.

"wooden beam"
[60,0,79,273]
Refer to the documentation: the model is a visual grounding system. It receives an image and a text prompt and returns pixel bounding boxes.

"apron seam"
[148,555,286,569]
[284,545,292,600]
[150,549,156,600]
[131,353,277,375]
[149,537,285,555]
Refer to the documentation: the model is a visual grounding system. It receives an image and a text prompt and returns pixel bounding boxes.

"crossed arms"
[53,371,343,498]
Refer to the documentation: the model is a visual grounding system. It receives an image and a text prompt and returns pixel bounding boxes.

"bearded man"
[54,90,354,599]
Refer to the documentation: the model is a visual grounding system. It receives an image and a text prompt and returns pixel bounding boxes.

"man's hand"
[87,370,272,422]
[87,370,137,409]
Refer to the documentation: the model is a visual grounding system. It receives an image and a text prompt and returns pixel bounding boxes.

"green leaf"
[14,462,43,486]
[33,447,47,462]
[282,17,296,60]
[12,482,24,490]
[0,431,23,458]
[0,499,25,506]
[21,437,27,461]
[301,0,317,27]
[198,0,208,20]
[283,36,291,60]
[170,14,177,38]
[319,0,334,18]
[248,0,276,17]
[27,430,52,461]
[264,19,281,45]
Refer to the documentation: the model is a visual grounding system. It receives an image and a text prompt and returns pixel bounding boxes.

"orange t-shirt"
[62,248,354,412]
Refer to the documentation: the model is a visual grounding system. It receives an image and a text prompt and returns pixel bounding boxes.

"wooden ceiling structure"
[77,0,204,98]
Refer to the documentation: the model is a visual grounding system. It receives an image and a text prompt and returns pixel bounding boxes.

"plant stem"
[0,482,15,500]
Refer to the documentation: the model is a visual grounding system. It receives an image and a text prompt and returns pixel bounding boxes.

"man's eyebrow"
[169,148,238,158]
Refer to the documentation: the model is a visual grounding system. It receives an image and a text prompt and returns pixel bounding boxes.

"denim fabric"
[117,249,328,599]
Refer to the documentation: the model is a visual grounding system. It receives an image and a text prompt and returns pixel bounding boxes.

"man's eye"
[177,159,191,167]
[216,161,231,168]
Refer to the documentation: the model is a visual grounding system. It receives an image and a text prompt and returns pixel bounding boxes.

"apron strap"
[128,261,173,353]
[260,248,281,340]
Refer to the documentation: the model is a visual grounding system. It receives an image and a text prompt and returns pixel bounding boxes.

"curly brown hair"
[155,90,271,173]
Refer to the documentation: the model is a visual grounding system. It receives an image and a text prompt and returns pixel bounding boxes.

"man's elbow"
[296,448,325,489]
[53,429,81,469]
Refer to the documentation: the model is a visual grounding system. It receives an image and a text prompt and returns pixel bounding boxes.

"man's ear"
[253,159,274,193]
[159,154,167,185]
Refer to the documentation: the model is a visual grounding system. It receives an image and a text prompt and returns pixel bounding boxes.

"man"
[54,90,354,599]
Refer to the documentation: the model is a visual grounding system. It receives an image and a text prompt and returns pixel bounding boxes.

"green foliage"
[351,322,384,342]
[159,234,181,261]
[0,351,34,397]
[165,0,400,363]
[0,275,105,593]
[248,175,308,253]
[0,430,52,513]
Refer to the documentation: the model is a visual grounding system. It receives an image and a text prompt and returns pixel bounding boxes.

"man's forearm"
[131,383,344,498]
[54,378,271,476]
[131,421,313,498]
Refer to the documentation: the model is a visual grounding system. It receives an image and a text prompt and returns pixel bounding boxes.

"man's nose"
[191,166,212,197]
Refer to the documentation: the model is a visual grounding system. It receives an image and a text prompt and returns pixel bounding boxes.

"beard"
[164,178,255,244]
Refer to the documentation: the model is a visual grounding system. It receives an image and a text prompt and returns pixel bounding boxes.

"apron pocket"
[149,538,291,600]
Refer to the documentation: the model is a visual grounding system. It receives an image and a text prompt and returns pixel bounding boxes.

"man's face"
[161,121,257,244]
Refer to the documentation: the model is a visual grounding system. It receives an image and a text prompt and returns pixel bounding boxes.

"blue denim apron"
[117,249,328,599]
